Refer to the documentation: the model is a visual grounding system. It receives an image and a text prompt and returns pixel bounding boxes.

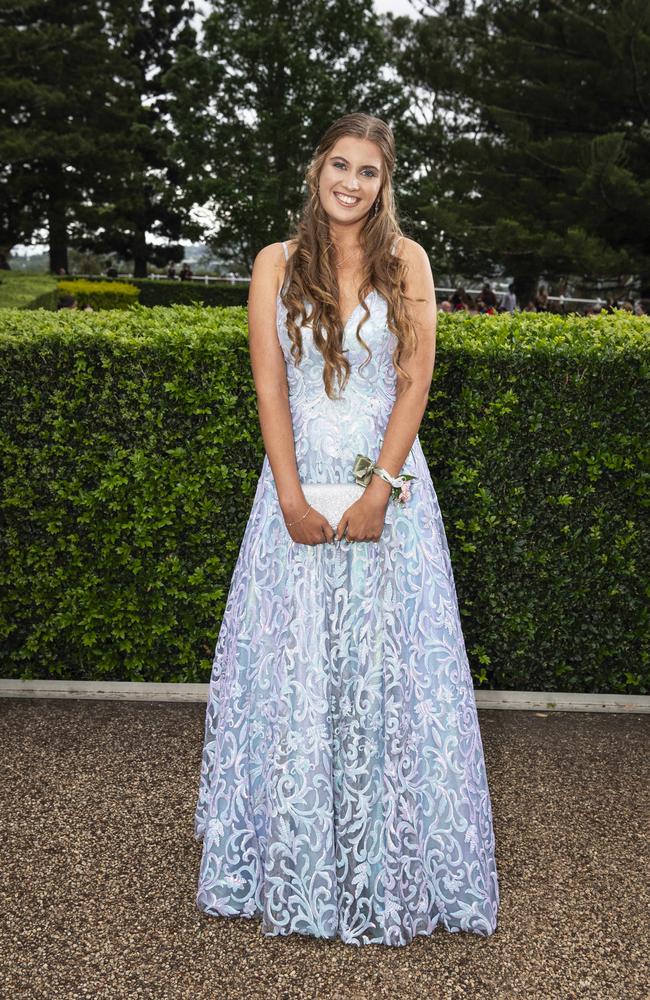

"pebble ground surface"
[1,697,647,1000]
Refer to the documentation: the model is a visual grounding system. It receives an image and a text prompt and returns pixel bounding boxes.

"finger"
[335,516,347,542]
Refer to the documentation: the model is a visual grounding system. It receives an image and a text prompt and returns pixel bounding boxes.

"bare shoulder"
[396,236,430,268]
[250,241,286,299]
[252,240,297,292]
[252,241,284,269]
[397,236,434,288]
[255,239,297,258]
[395,237,436,317]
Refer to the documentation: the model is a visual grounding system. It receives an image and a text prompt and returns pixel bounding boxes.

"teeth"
[334,192,359,206]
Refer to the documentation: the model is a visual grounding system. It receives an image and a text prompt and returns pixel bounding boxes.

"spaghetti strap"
[280,241,290,296]
[391,236,403,255]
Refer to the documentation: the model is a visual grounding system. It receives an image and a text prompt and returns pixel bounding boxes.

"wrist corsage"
[353,453,417,505]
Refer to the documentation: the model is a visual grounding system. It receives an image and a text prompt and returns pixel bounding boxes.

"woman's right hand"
[282,502,336,544]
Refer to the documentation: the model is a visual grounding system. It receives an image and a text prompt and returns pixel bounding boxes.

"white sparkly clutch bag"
[301,482,366,530]
[295,454,416,533]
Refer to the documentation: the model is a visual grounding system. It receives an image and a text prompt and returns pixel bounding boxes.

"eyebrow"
[329,155,381,171]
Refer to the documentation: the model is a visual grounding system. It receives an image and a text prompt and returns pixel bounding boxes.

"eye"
[333,161,377,178]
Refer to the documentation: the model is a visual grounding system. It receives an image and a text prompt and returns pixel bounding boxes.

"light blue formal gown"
[194,239,500,946]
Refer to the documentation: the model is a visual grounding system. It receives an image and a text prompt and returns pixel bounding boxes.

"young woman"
[194,112,499,947]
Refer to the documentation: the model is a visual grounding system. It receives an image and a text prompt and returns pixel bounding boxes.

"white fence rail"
[74,272,636,309]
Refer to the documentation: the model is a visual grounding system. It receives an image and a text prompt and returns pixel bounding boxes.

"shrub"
[0,305,648,691]
[67,274,249,308]
[57,279,140,310]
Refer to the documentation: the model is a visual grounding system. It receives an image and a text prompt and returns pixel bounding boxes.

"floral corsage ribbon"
[353,453,417,505]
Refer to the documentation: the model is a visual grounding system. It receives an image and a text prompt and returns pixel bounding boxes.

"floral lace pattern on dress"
[194,243,499,946]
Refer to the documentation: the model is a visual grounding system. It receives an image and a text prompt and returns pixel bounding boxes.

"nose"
[343,177,360,191]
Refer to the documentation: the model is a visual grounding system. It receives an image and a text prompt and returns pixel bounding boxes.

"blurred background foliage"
[1,0,648,304]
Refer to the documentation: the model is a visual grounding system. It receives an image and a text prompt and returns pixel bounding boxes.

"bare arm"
[248,243,334,542]
[362,237,437,508]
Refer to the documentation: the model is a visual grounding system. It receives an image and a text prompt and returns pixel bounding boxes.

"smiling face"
[318,135,383,221]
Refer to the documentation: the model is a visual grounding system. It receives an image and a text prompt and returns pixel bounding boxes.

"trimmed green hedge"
[68,274,249,308]
[131,278,248,308]
[57,279,140,310]
[0,304,648,691]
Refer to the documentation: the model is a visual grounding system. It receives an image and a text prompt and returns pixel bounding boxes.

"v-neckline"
[341,291,375,329]
[277,289,376,329]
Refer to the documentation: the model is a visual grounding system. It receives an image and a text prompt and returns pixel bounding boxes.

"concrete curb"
[0,678,648,713]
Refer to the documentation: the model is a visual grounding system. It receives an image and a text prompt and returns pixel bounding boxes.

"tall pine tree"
[396,0,650,300]
[0,0,207,275]
[95,0,207,276]
[0,0,122,272]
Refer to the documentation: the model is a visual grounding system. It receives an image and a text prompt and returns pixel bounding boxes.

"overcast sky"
[374,0,420,16]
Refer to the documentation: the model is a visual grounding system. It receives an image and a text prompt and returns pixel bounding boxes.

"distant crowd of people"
[165,262,194,281]
[50,262,196,281]
[92,261,196,280]
[24,261,646,317]
[438,282,648,317]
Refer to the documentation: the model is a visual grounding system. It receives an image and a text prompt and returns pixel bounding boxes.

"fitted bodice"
[275,286,422,487]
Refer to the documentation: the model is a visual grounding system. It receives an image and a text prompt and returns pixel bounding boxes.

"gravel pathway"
[1,698,647,1000]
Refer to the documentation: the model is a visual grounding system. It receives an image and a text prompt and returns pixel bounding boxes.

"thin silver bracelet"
[286,504,312,527]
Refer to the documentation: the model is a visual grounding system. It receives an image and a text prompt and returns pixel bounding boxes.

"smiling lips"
[333,191,361,207]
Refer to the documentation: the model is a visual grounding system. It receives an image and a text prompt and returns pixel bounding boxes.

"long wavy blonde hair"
[281,113,420,401]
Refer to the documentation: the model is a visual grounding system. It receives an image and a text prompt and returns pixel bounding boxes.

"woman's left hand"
[335,480,391,542]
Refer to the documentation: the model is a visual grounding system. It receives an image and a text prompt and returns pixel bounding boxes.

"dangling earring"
[372,198,379,217]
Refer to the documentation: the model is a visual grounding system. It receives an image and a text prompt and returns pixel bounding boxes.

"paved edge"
[0,679,648,713]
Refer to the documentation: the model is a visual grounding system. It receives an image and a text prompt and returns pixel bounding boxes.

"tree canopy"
[1,0,648,293]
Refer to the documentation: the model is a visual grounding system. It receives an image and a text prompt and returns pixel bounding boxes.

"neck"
[328,218,365,252]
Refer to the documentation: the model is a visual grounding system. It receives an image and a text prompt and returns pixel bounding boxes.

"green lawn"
[0,272,58,310]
